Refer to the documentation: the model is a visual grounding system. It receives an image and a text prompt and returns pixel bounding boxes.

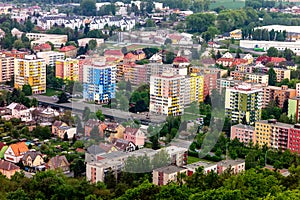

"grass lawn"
[209,0,245,10]
[43,88,61,97]
[187,156,201,164]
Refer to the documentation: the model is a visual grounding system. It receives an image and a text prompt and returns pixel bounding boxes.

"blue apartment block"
[83,65,116,104]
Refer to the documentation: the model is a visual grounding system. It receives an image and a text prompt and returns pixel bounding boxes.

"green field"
[209,0,245,9]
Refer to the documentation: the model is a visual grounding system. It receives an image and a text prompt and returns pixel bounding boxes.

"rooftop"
[154,165,186,174]
[186,161,217,170]
[232,124,255,130]
[217,159,245,168]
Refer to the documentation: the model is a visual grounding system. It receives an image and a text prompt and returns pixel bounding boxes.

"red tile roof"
[0,160,20,171]
[124,127,139,136]
[33,43,51,51]
[168,34,183,41]
[173,56,189,63]
[9,142,28,157]
[104,49,123,57]
[270,57,286,63]
[60,45,77,52]
[124,52,136,59]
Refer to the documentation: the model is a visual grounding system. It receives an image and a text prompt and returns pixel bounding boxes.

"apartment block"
[55,58,79,81]
[184,73,204,105]
[288,124,300,154]
[153,166,187,186]
[296,83,300,96]
[83,63,116,104]
[37,51,65,66]
[263,85,296,108]
[0,54,14,83]
[231,124,256,145]
[274,68,290,82]
[217,77,241,93]
[217,159,245,174]
[1,50,28,59]
[255,119,293,150]
[186,161,217,176]
[86,146,188,183]
[225,84,263,125]
[288,96,300,123]
[123,64,147,86]
[203,73,218,98]
[14,55,46,94]
[230,71,269,85]
[149,71,185,116]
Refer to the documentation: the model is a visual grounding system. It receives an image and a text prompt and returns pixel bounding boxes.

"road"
[33,95,167,124]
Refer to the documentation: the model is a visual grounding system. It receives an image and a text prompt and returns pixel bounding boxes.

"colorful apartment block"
[37,51,65,66]
[184,73,204,105]
[255,119,293,150]
[55,58,79,81]
[203,73,218,98]
[1,49,28,59]
[123,64,147,86]
[263,85,296,108]
[288,124,300,154]
[288,96,300,123]
[230,71,269,85]
[225,84,263,125]
[152,166,187,186]
[273,68,290,82]
[83,63,116,104]
[150,71,185,116]
[0,54,14,83]
[217,77,241,93]
[14,55,46,94]
[231,124,256,145]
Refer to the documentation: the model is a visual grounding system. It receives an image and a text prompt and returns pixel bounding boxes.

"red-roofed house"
[270,57,286,66]
[230,58,248,67]
[46,155,70,173]
[216,58,235,67]
[123,127,145,147]
[4,142,29,163]
[33,43,52,53]
[123,52,137,63]
[0,160,20,179]
[168,34,183,44]
[104,49,124,60]
[256,56,271,64]
[60,45,77,58]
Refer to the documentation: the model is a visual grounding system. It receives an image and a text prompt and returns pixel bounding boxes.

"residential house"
[33,43,52,53]
[11,28,23,38]
[132,49,146,60]
[0,160,20,179]
[105,123,125,141]
[85,145,106,162]
[123,127,146,147]
[149,53,163,63]
[99,142,118,153]
[4,142,29,163]
[104,49,124,61]
[230,29,242,40]
[152,165,187,186]
[56,126,77,139]
[46,155,70,173]
[123,52,137,64]
[22,151,44,167]
[52,120,68,135]
[216,58,235,67]
[217,159,245,174]
[84,119,100,137]
[111,138,136,152]
[6,103,31,122]
[60,45,77,58]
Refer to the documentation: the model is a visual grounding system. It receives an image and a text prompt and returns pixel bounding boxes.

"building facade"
[225,84,263,125]
[55,58,79,81]
[150,71,185,116]
[0,54,14,83]
[83,63,116,103]
[14,56,46,94]
[37,51,65,66]
[231,124,256,145]
[263,85,296,108]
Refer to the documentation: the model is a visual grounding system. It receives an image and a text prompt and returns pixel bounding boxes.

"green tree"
[13,39,24,50]
[22,84,32,96]
[96,109,105,121]
[80,0,96,16]
[57,92,69,103]
[268,67,277,86]
[88,39,97,50]
[267,47,279,57]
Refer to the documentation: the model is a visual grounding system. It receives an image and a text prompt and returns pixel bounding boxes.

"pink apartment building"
[231,124,256,145]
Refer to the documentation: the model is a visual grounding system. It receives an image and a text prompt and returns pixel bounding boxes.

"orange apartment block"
[263,85,296,108]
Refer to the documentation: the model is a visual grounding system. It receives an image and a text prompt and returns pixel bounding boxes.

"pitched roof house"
[52,120,68,135]
[22,151,44,167]
[46,155,70,173]
[60,45,77,58]
[85,144,106,162]
[0,160,20,179]
[123,127,145,147]
[4,142,29,163]
[84,119,101,137]
[111,138,136,152]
